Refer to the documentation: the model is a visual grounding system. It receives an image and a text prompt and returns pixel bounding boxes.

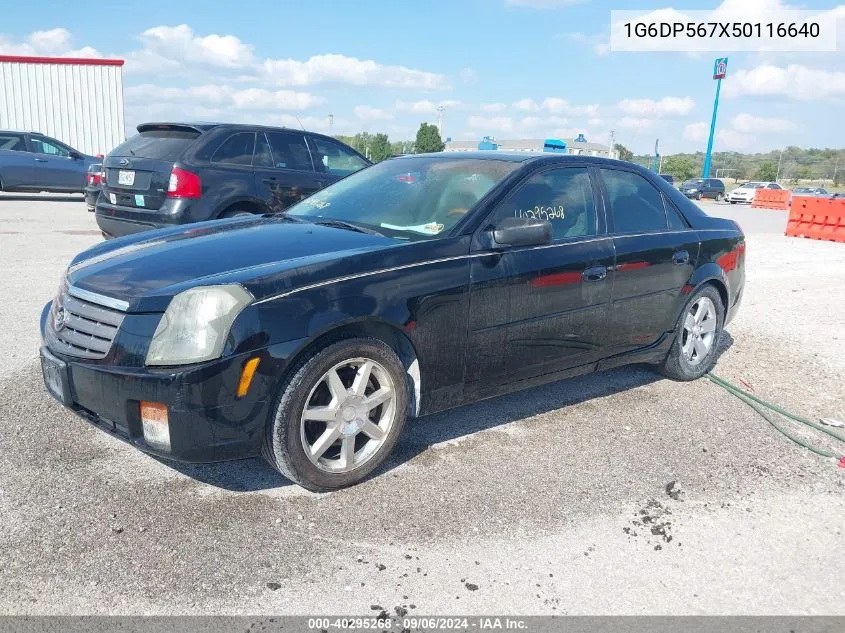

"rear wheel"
[220,207,259,219]
[263,337,408,491]
[659,285,724,381]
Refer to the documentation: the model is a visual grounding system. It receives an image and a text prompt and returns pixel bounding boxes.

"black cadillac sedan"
[40,153,745,491]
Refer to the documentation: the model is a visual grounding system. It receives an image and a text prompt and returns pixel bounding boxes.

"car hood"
[66,217,400,312]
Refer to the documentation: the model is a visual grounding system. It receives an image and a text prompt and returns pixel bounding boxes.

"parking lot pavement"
[1,197,844,615]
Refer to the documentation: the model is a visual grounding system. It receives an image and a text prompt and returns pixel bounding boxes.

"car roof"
[395,152,642,169]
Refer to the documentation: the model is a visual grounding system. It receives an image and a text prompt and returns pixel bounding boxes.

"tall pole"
[436,105,446,139]
[776,148,785,181]
[608,129,616,159]
[702,78,722,178]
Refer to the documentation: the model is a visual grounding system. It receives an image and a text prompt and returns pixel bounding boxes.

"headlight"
[146,284,253,366]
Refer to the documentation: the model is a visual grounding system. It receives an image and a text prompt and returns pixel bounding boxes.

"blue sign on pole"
[703,57,728,178]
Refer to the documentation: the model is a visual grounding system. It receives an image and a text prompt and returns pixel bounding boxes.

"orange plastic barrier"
[751,188,791,210]
[785,196,845,243]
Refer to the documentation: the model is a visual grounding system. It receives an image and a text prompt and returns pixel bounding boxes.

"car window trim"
[252,131,275,169]
[210,131,257,167]
[29,134,72,158]
[472,163,604,246]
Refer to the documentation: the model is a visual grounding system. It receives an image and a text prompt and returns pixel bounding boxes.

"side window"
[768,183,782,189]
[0,133,27,152]
[211,132,255,166]
[600,168,668,234]
[664,196,689,230]
[309,137,369,176]
[487,167,597,241]
[266,132,313,171]
[30,137,70,157]
[254,132,274,168]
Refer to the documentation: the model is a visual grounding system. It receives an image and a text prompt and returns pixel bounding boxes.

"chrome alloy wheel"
[299,357,397,473]
[682,296,717,366]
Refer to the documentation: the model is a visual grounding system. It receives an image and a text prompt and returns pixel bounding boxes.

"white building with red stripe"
[0,54,125,156]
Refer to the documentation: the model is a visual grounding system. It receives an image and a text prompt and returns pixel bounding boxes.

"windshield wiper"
[313,219,385,236]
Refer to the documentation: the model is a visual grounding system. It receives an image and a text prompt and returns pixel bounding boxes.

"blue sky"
[2,0,844,155]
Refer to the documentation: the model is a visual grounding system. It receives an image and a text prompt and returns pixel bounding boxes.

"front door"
[254,131,326,213]
[28,136,85,191]
[597,167,699,355]
[466,165,613,389]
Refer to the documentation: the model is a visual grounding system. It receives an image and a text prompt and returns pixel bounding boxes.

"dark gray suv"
[0,130,99,193]
[96,122,371,238]
[680,178,726,201]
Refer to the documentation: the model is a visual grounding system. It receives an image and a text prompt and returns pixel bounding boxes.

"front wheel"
[659,285,724,381]
[729,200,737,204]
[695,192,703,200]
[263,337,408,491]
[714,192,724,202]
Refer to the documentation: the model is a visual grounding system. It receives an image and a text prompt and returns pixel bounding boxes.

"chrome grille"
[52,292,125,360]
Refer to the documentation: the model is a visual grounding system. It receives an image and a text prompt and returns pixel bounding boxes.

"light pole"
[703,57,728,179]
[436,105,446,139]
[776,148,785,181]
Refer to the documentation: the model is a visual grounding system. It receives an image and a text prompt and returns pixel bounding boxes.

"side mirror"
[69,150,82,160]
[491,217,553,249]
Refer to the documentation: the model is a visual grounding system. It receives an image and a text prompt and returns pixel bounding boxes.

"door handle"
[672,250,690,265]
[582,265,607,282]
[34,158,48,162]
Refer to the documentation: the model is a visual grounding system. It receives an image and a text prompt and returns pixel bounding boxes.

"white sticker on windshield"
[380,222,445,235]
[304,198,331,209]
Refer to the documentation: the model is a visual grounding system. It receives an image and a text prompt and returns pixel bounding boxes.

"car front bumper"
[38,302,275,463]
[728,195,754,203]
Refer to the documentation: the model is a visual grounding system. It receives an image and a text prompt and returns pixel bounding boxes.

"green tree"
[614,143,634,162]
[415,123,445,153]
[368,133,392,163]
[756,160,777,181]
[661,156,696,181]
[390,140,415,156]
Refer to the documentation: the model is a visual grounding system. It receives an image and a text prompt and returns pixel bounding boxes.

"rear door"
[254,131,325,213]
[28,135,86,191]
[598,167,699,356]
[102,125,202,211]
[0,132,32,188]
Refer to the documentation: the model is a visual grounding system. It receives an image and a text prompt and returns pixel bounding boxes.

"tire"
[220,208,258,219]
[262,337,408,491]
[659,284,724,381]
[729,200,736,205]
[714,192,724,202]
[695,192,703,200]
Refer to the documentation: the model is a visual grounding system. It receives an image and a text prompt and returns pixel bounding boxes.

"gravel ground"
[1,194,844,615]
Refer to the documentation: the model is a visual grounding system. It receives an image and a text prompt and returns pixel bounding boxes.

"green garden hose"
[706,373,845,464]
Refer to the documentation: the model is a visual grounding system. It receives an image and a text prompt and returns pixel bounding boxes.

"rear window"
[110,128,201,161]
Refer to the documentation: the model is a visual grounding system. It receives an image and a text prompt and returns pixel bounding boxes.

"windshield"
[683,179,704,186]
[285,157,519,240]
[110,128,201,160]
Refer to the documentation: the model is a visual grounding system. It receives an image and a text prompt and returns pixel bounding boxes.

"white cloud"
[567,31,610,56]
[353,105,394,121]
[395,99,464,114]
[480,103,508,113]
[541,97,600,117]
[683,122,709,142]
[588,117,603,126]
[464,114,587,138]
[138,24,255,69]
[722,64,845,101]
[0,28,100,58]
[513,99,540,112]
[261,54,446,89]
[619,117,655,129]
[124,84,324,111]
[617,97,695,118]
[729,113,796,133]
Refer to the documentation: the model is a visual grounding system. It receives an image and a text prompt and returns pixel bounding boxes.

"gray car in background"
[0,130,99,194]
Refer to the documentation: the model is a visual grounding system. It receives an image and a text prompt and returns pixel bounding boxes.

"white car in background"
[728,181,783,204]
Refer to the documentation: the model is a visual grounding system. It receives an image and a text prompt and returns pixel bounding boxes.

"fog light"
[140,401,170,450]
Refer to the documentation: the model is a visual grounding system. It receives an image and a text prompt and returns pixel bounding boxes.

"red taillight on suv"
[87,172,102,186]
[167,167,202,199]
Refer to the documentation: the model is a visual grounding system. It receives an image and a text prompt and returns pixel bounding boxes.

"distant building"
[445,136,615,159]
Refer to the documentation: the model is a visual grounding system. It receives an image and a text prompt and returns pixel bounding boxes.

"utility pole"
[608,129,616,159]
[776,148,785,181]
[833,157,839,185]
[703,57,728,178]
[436,104,446,139]
[328,114,334,130]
